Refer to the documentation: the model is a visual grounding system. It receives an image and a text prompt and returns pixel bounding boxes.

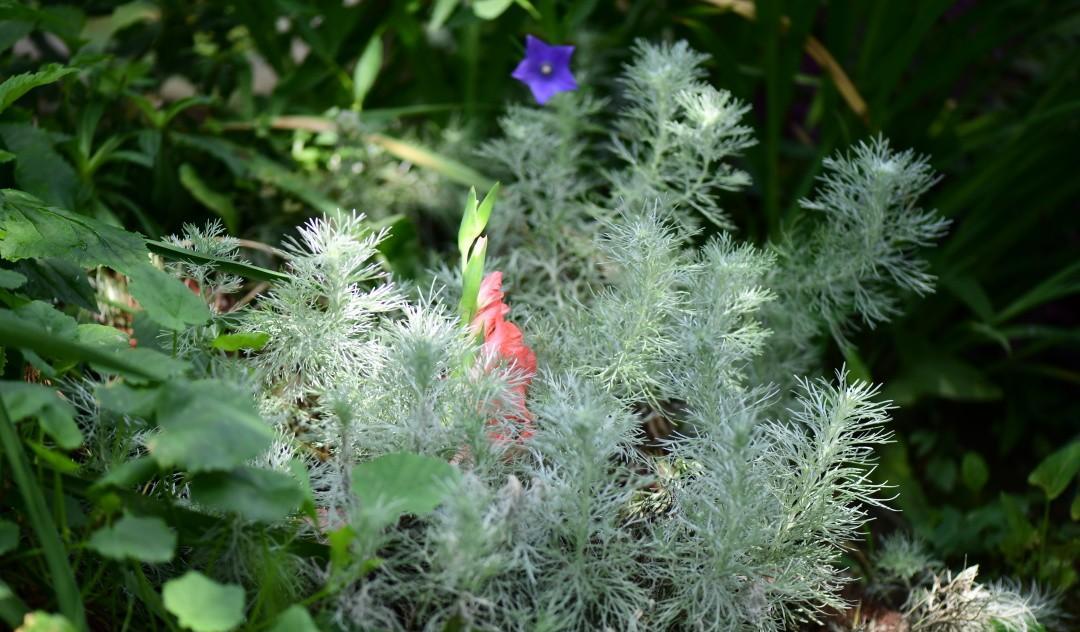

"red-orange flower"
[472,271,536,440]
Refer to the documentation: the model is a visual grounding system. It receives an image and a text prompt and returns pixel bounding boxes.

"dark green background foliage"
[1,0,1077,628]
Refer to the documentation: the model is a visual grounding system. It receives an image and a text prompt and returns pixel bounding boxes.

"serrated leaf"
[87,515,176,563]
[162,571,245,632]
[352,452,461,526]
[352,34,382,109]
[0,269,25,289]
[13,258,96,311]
[150,380,273,472]
[961,451,989,493]
[1028,441,1080,501]
[269,605,320,632]
[211,332,269,352]
[190,467,302,523]
[0,519,18,556]
[0,189,210,330]
[178,164,239,234]
[0,125,78,211]
[0,64,77,115]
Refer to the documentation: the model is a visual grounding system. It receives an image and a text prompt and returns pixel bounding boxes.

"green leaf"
[427,0,461,31]
[352,33,382,109]
[0,64,76,115]
[179,164,239,234]
[127,265,209,331]
[12,611,78,632]
[96,382,160,417]
[150,380,274,472]
[0,189,210,329]
[473,0,514,19]
[0,269,25,289]
[92,455,159,492]
[0,401,85,629]
[458,236,486,324]
[961,451,990,493]
[0,577,29,629]
[13,258,96,311]
[0,519,18,556]
[211,332,270,352]
[146,240,289,284]
[26,441,79,474]
[351,452,461,526]
[1071,493,1080,521]
[0,382,81,450]
[162,571,245,632]
[76,324,129,349]
[269,605,320,632]
[190,467,303,523]
[366,134,494,190]
[87,515,176,563]
[1028,441,1080,501]
[0,124,78,211]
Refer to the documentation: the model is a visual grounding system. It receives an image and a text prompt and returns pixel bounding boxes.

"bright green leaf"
[473,0,514,19]
[190,467,302,523]
[211,332,270,352]
[269,605,320,632]
[351,452,461,526]
[1028,441,1080,501]
[352,34,382,109]
[0,64,76,115]
[13,611,78,632]
[87,515,176,563]
[162,571,245,632]
[127,266,210,331]
[150,380,274,472]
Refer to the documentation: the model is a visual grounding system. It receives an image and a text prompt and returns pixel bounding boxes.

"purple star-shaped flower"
[511,35,577,105]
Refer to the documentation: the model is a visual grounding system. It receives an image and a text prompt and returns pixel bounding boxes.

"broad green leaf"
[211,332,270,352]
[127,265,210,331]
[26,442,79,474]
[162,571,245,632]
[0,189,210,329]
[179,164,239,234]
[1028,441,1080,501]
[352,34,382,109]
[13,258,96,311]
[150,380,274,472]
[0,310,185,382]
[81,2,160,51]
[190,467,302,523]
[351,452,461,525]
[0,382,81,450]
[76,324,129,349]
[96,382,160,417]
[0,148,13,163]
[0,269,25,289]
[0,519,17,555]
[0,124,78,211]
[87,515,176,563]
[0,64,77,115]
[0,577,28,629]
[269,605,320,632]
[13,611,78,632]
[961,451,989,493]
[92,455,159,491]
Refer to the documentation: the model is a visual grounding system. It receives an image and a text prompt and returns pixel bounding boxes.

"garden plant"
[0,1,1077,631]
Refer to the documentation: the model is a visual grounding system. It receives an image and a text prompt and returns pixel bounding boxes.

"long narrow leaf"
[0,401,86,630]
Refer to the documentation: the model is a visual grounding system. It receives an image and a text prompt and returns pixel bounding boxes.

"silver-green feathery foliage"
[77,39,974,631]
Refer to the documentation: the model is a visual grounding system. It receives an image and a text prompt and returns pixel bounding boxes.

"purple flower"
[511,35,577,105]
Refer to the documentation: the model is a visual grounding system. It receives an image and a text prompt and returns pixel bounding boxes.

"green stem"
[0,400,87,630]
